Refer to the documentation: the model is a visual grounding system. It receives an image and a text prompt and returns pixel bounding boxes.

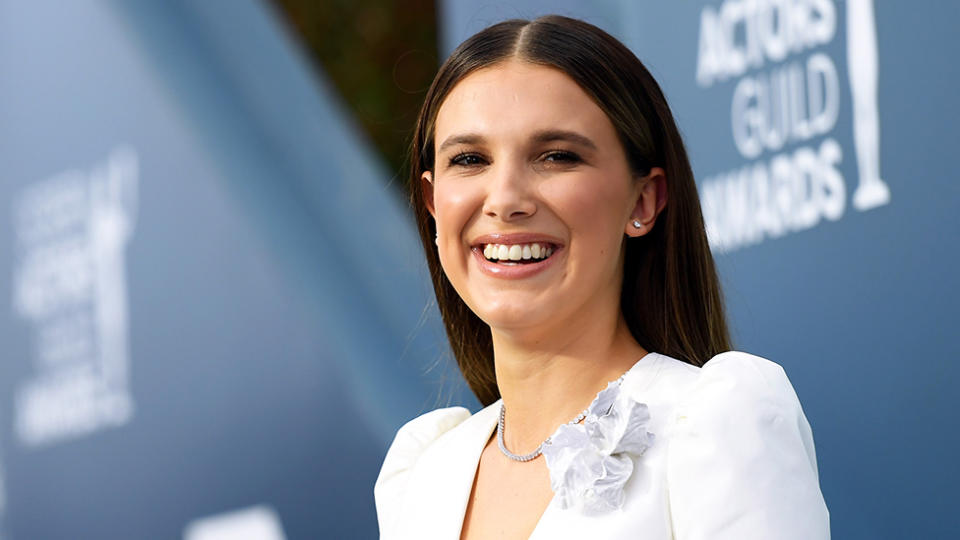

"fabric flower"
[540,380,654,515]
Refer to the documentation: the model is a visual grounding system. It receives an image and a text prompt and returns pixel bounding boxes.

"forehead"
[434,60,614,145]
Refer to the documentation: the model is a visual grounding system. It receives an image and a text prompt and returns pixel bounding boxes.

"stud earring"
[435,232,439,246]
[632,219,643,229]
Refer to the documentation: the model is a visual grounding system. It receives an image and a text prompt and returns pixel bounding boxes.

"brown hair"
[409,15,731,406]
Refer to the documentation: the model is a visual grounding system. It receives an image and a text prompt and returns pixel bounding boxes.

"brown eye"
[450,153,485,167]
[543,150,581,163]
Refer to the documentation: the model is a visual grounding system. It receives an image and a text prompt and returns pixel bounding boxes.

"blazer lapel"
[393,401,501,539]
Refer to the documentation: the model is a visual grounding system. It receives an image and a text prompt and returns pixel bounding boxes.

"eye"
[449,153,486,167]
[542,150,581,164]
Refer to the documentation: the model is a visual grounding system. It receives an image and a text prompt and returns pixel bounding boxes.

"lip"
[470,234,563,279]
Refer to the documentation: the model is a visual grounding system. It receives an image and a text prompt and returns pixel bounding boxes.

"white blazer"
[375,352,830,539]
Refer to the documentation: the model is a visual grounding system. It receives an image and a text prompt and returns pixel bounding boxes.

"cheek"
[432,182,482,277]
[433,182,480,228]
[540,175,632,238]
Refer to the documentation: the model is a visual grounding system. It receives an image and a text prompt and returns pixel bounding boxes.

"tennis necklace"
[497,372,628,462]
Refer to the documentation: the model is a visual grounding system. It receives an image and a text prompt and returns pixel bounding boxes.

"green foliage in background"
[271,0,439,191]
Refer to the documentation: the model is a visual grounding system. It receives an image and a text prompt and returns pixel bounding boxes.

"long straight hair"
[409,16,731,406]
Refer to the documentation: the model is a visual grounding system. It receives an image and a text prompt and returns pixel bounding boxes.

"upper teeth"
[482,243,554,261]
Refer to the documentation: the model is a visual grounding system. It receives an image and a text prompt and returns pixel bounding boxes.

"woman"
[375,15,829,539]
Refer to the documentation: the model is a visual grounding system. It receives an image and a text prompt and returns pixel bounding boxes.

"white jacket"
[375,351,830,539]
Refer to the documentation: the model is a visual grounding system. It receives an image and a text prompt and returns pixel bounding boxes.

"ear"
[421,170,436,218]
[625,167,667,237]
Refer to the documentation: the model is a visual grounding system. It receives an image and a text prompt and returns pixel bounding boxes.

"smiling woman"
[376,15,829,539]
[426,60,658,337]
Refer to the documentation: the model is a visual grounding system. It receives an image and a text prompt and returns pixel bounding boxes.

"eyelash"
[449,153,486,167]
[447,149,582,167]
[542,150,581,163]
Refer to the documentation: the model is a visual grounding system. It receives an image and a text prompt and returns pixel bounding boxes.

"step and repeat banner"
[0,0,464,538]
[0,0,956,538]
[437,1,957,539]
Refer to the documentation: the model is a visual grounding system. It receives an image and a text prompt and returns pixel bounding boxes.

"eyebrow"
[437,133,484,154]
[436,129,598,154]
[531,129,597,150]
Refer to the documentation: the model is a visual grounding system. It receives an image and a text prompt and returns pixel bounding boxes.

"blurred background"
[0,0,956,538]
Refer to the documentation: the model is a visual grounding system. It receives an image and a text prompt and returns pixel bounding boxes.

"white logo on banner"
[11,147,139,447]
[184,505,287,540]
[695,0,890,253]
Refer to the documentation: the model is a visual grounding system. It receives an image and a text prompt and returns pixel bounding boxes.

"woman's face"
[424,60,659,335]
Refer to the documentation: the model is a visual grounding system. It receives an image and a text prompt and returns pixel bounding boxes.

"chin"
[471,302,554,333]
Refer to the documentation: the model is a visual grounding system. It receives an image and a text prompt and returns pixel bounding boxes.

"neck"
[492,313,647,456]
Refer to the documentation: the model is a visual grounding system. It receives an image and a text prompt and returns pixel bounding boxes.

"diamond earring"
[632,219,643,229]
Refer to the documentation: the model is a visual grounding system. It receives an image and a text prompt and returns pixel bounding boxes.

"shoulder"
[672,350,815,469]
[375,406,472,492]
[621,351,789,412]
[628,351,813,456]
[373,406,474,534]
[681,350,802,413]
[381,407,474,466]
[664,351,830,538]
[632,350,801,409]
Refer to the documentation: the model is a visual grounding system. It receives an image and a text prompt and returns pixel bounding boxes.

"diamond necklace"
[496,372,628,462]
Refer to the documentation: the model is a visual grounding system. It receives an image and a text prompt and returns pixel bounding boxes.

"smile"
[481,242,555,265]
[469,233,563,278]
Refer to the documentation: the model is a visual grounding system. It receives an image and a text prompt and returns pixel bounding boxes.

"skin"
[422,59,667,539]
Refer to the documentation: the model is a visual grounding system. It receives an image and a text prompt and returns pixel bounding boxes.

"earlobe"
[626,217,646,237]
[625,167,668,237]
[421,171,436,218]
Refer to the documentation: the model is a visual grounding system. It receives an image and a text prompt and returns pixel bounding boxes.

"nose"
[482,162,537,221]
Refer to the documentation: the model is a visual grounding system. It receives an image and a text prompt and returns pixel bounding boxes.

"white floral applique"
[540,380,654,515]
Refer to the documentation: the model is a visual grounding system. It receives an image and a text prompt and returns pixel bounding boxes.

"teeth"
[481,242,555,262]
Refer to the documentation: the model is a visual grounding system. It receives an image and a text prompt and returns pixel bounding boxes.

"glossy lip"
[469,232,564,279]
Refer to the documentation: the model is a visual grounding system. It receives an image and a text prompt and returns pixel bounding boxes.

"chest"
[460,443,555,540]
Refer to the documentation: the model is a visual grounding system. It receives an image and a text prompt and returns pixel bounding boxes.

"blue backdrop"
[0,0,466,538]
[0,0,956,538]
